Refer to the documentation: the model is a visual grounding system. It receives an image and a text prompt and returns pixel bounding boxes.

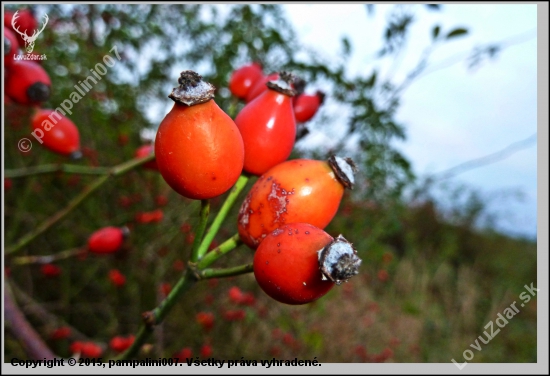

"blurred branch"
[116,271,197,360]
[5,154,155,256]
[393,27,537,99]
[12,247,85,265]
[430,132,537,181]
[5,164,111,178]
[197,175,249,259]
[9,281,94,343]
[5,283,57,360]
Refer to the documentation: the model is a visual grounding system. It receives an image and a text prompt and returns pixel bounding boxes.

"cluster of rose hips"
[154,66,362,305]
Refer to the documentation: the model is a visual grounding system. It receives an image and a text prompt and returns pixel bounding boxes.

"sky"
[282,4,538,239]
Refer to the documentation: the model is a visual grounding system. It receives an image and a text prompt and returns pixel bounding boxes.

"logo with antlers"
[11,10,49,53]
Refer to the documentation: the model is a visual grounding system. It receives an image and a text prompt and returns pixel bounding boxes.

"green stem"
[190,200,210,263]
[199,263,253,279]
[5,154,155,256]
[4,164,111,178]
[197,175,249,260]
[197,233,241,270]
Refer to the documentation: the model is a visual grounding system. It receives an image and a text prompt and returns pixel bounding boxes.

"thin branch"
[5,164,111,178]
[430,133,537,181]
[5,154,155,256]
[198,263,253,279]
[197,233,242,270]
[116,271,197,360]
[12,247,85,265]
[9,282,94,343]
[5,284,57,360]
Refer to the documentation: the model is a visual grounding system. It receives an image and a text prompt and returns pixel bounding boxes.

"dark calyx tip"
[69,150,83,160]
[27,82,51,103]
[168,70,215,106]
[266,71,297,97]
[318,235,361,285]
[293,76,307,96]
[328,155,357,190]
[316,90,326,104]
[120,226,131,238]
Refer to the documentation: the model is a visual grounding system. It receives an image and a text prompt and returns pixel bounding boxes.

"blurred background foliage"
[4,4,536,362]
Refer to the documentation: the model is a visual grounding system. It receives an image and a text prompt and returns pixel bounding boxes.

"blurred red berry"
[71,341,102,358]
[207,278,218,288]
[88,226,126,254]
[41,263,61,278]
[228,286,243,303]
[110,335,134,353]
[382,252,394,264]
[196,312,215,331]
[180,223,192,233]
[118,133,129,146]
[4,178,12,191]
[354,345,368,361]
[174,347,192,362]
[173,259,185,272]
[377,269,389,282]
[200,344,212,358]
[81,342,103,358]
[118,196,133,208]
[185,233,195,245]
[239,292,256,307]
[135,144,158,170]
[373,347,394,363]
[223,309,246,322]
[69,341,84,354]
[270,346,281,357]
[160,283,172,297]
[155,195,168,206]
[282,333,295,346]
[207,240,219,251]
[50,327,71,341]
[135,209,164,224]
[108,269,126,287]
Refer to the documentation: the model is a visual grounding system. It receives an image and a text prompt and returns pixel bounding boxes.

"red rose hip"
[238,156,356,249]
[253,223,361,305]
[155,71,244,200]
[235,72,297,176]
[88,226,128,254]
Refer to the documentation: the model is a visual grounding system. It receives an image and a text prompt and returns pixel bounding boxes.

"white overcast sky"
[283,4,538,238]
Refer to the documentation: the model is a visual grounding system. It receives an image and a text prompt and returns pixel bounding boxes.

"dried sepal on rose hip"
[318,235,361,284]
[155,70,244,200]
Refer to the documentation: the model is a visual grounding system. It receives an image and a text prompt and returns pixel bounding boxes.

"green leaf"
[432,25,440,40]
[446,28,468,39]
